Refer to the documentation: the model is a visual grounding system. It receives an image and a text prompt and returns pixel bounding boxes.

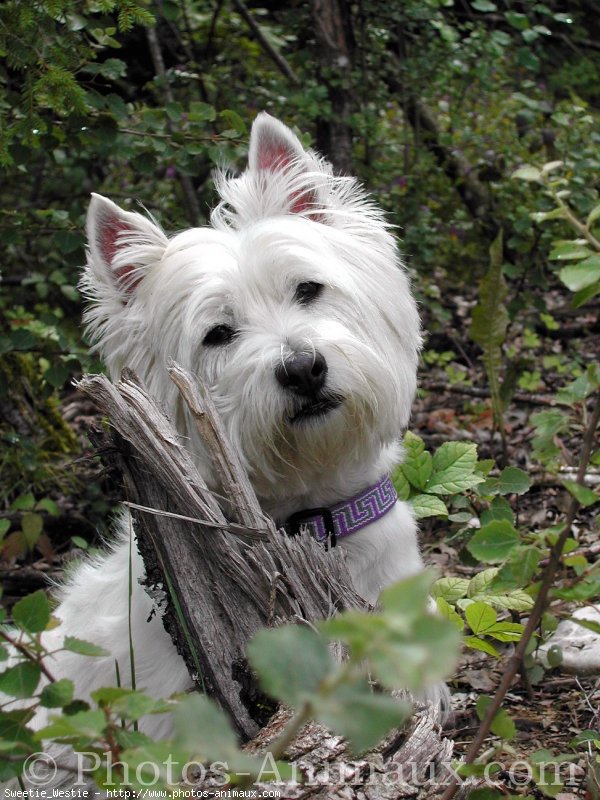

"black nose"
[275,351,327,397]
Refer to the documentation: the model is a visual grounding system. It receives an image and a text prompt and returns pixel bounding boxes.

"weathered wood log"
[78,366,455,796]
[78,367,363,739]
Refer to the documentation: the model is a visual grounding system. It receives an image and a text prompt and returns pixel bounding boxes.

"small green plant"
[0,571,460,790]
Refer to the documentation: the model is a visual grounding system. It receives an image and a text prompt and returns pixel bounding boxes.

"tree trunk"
[311,0,355,174]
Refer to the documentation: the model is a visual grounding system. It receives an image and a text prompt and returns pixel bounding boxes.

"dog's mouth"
[289,394,344,424]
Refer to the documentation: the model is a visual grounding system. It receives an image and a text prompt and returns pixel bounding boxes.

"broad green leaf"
[400,432,432,490]
[511,165,541,182]
[480,496,514,525]
[586,204,600,228]
[549,241,592,261]
[464,636,500,657]
[174,694,238,760]
[21,513,43,546]
[475,591,534,612]
[572,281,600,308]
[40,679,74,708]
[496,467,531,495]
[494,546,542,588]
[380,570,434,617]
[0,662,41,698]
[436,597,464,630]
[392,467,410,501]
[37,710,107,742]
[427,442,484,494]
[563,480,599,507]
[467,520,519,563]
[91,688,172,721]
[432,577,470,604]
[485,621,524,642]
[465,601,497,634]
[409,493,448,519]
[471,0,496,10]
[467,568,498,597]
[317,683,411,754]
[559,256,600,291]
[12,590,50,633]
[62,637,110,657]
[247,625,332,706]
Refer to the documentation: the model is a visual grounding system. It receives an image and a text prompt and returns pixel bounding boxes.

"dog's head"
[82,114,421,503]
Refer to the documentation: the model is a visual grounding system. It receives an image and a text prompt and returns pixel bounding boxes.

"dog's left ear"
[86,194,167,299]
[248,113,321,216]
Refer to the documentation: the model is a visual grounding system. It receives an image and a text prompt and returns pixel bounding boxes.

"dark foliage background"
[0,1,599,784]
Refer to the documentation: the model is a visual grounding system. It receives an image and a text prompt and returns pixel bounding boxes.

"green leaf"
[467,520,520,563]
[0,520,10,544]
[476,695,516,740]
[511,165,541,182]
[11,493,35,511]
[586,204,600,228]
[465,601,497,634]
[392,466,411,501]
[496,467,531,495]
[549,241,592,261]
[480,496,514,525]
[12,590,50,633]
[432,577,470,604]
[380,570,434,618]
[247,625,332,707]
[21,513,43,547]
[317,683,411,754]
[471,0,496,11]
[91,688,172,721]
[401,432,432,490]
[505,11,529,30]
[37,710,107,742]
[0,662,41,698]
[563,480,599,507]
[494,545,542,588]
[467,568,498,596]
[174,693,237,758]
[409,493,448,519]
[436,597,464,630]
[40,679,74,708]
[427,442,484,494]
[464,636,500,657]
[572,281,600,308]
[62,637,110,657]
[559,256,600,291]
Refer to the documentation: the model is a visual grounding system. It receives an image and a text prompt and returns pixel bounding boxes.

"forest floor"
[2,279,599,796]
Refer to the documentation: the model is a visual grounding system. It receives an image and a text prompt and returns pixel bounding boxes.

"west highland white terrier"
[14,114,431,756]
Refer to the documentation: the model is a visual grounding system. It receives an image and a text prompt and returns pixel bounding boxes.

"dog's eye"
[295,281,323,305]
[202,324,237,346]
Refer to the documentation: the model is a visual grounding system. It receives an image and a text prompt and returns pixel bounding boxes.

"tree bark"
[311,0,355,174]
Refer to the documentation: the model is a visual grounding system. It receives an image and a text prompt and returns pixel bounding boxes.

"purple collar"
[284,475,398,549]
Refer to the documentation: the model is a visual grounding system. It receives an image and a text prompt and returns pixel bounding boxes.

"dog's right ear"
[86,194,167,298]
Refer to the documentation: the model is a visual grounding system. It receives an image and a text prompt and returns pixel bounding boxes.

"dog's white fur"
[15,115,431,751]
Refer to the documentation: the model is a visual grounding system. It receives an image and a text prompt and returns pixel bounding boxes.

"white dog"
[20,114,429,751]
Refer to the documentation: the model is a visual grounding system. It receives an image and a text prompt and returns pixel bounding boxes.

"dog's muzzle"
[275,350,343,423]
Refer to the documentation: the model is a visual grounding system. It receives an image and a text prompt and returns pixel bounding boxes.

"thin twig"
[440,392,600,800]
[122,500,267,540]
[0,629,58,685]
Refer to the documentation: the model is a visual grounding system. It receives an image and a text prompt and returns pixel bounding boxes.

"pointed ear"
[248,113,320,215]
[86,194,167,297]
